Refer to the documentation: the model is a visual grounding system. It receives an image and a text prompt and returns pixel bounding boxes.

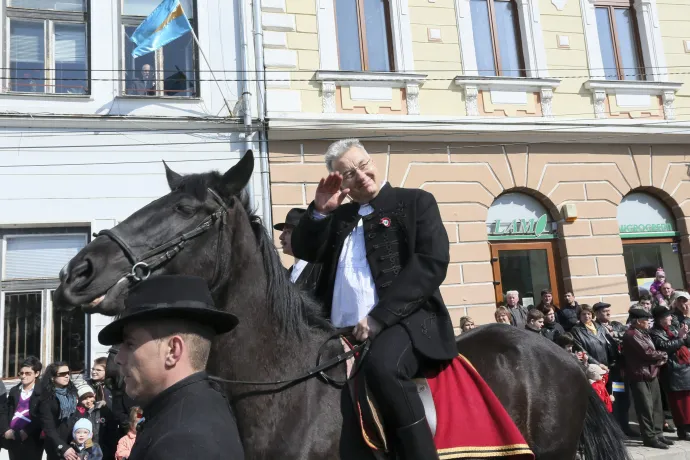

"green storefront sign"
[488,214,554,240]
[619,223,674,234]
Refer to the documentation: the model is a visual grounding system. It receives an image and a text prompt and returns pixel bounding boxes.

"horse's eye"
[174,204,196,216]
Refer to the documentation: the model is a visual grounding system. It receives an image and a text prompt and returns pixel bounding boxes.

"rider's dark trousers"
[362,324,429,431]
[630,378,664,442]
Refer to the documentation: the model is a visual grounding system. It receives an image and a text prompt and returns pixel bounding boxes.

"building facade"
[0,0,267,379]
[264,0,690,331]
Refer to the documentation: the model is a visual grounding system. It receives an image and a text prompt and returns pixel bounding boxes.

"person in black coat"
[538,305,565,342]
[571,304,616,368]
[38,362,79,460]
[292,139,456,459]
[273,207,323,295]
[557,291,580,332]
[97,275,244,460]
[3,356,44,460]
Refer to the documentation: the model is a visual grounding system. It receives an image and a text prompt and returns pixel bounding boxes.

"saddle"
[342,340,534,460]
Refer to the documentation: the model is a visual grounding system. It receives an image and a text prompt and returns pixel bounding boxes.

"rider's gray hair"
[324,138,367,172]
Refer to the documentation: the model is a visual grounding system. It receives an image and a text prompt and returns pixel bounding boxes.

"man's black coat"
[288,262,323,295]
[128,372,244,460]
[292,183,457,361]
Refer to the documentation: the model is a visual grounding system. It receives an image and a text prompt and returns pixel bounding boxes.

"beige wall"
[270,140,690,330]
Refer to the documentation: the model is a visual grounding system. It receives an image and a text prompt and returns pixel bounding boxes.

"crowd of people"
[457,269,690,451]
[0,356,141,460]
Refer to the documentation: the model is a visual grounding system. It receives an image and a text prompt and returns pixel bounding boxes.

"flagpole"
[188,28,234,118]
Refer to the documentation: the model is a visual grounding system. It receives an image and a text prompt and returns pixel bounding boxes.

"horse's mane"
[173,171,332,338]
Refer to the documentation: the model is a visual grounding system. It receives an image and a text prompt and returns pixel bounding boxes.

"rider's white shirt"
[290,259,308,283]
[314,204,378,327]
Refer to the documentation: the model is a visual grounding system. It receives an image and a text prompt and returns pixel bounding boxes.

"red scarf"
[663,326,690,365]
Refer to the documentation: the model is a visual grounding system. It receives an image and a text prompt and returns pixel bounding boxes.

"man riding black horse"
[292,138,456,460]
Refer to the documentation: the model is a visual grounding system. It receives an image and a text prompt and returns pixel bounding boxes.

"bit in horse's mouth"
[87,295,106,308]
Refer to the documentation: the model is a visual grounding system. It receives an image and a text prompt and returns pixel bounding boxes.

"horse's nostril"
[69,259,93,285]
[59,263,69,282]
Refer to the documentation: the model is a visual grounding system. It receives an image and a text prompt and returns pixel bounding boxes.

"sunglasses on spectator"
[56,371,70,377]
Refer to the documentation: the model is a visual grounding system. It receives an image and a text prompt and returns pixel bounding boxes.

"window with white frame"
[593,0,644,80]
[1,231,87,378]
[122,0,198,97]
[6,0,89,94]
[334,0,394,71]
[470,0,525,77]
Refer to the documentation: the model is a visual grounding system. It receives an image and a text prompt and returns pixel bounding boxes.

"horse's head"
[53,151,255,316]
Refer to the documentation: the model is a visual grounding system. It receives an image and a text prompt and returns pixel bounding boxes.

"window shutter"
[8,0,85,12]
[10,21,45,64]
[4,234,87,280]
[55,23,86,63]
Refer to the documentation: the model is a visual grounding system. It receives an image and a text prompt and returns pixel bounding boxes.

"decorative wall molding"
[584,80,682,119]
[321,81,337,113]
[406,84,420,115]
[662,91,676,120]
[540,88,554,118]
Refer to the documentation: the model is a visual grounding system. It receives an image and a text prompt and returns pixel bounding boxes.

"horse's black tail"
[580,386,631,460]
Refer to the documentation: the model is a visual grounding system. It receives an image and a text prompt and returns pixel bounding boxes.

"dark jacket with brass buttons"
[292,183,457,361]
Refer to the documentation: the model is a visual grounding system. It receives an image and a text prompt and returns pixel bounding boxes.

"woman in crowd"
[650,306,690,439]
[3,356,43,460]
[570,304,615,369]
[38,362,79,460]
[86,358,110,407]
[539,305,565,342]
[459,316,475,333]
[494,306,511,324]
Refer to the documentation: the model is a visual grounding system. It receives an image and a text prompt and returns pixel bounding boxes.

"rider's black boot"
[395,417,439,460]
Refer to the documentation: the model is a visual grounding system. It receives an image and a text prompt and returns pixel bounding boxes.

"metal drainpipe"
[238,0,256,211]
[252,0,273,230]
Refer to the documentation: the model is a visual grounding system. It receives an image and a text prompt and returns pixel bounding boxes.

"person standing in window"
[38,362,79,460]
[504,290,528,329]
[4,357,44,460]
[127,64,156,96]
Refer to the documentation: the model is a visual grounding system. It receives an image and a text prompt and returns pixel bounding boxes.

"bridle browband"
[97,187,228,284]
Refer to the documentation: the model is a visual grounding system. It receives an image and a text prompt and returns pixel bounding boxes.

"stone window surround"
[454,0,550,79]
[316,0,415,73]
[314,70,427,115]
[453,76,561,118]
[583,79,682,120]
[579,0,668,82]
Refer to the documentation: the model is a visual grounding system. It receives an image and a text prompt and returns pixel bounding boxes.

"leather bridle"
[96,188,228,285]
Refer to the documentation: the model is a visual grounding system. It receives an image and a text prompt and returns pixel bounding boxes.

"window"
[6,0,88,94]
[122,0,198,97]
[334,0,394,72]
[0,231,87,378]
[623,240,684,301]
[469,0,525,77]
[594,0,643,80]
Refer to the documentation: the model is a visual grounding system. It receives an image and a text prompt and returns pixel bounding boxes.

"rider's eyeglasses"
[341,159,372,181]
[56,371,70,378]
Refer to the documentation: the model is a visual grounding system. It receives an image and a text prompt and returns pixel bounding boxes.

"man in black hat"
[623,307,670,449]
[274,207,322,294]
[98,275,244,460]
[593,302,632,435]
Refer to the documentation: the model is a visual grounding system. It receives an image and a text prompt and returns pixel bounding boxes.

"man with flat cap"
[274,207,322,294]
[98,275,244,460]
[623,307,670,449]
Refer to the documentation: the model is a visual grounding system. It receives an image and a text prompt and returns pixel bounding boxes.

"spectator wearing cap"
[97,275,244,460]
[593,302,631,435]
[624,307,672,449]
[650,305,690,440]
[68,384,113,449]
[273,208,322,294]
[671,291,690,330]
[571,304,615,370]
[650,268,667,306]
[504,290,529,329]
[557,291,580,332]
[538,305,564,342]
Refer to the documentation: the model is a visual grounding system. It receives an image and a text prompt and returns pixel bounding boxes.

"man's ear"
[164,336,185,367]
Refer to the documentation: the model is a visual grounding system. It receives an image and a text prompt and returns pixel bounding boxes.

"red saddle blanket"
[428,355,534,459]
[351,353,534,459]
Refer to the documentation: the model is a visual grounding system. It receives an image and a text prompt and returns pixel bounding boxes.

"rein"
[95,188,228,284]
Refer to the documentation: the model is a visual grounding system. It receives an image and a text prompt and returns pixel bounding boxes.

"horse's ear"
[222,150,254,195]
[163,160,182,190]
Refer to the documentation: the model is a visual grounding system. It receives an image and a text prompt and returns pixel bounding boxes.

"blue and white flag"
[130,0,192,58]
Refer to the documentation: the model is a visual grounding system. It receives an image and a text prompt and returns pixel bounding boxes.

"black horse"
[54,151,630,460]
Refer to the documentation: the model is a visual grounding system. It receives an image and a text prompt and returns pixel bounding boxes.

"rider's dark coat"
[128,372,244,460]
[292,183,457,361]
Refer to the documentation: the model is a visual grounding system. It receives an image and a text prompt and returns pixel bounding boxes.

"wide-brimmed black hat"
[98,275,239,346]
[273,208,306,231]
[628,307,653,320]
[652,305,673,320]
[592,302,611,312]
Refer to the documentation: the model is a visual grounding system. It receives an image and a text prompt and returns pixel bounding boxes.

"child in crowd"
[71,418,103,460]
[587,363,614,413]
[650,268,666,305]
[525,309,544,333]
[555,333,588,367]
[69,384,107,445]
[116,406,142,460]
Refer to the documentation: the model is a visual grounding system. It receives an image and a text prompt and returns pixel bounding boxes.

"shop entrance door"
[490,241,560,309]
